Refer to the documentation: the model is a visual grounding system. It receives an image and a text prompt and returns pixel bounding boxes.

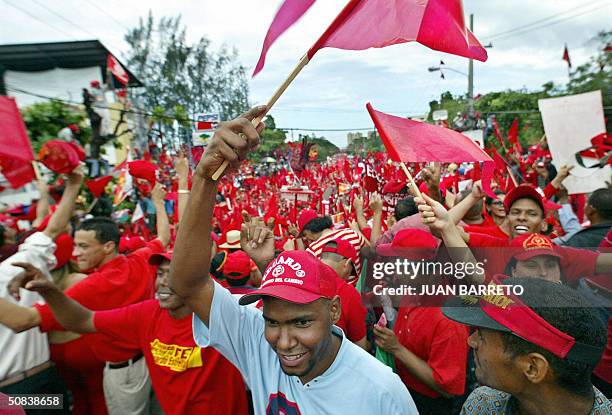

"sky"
[1,0,610,148]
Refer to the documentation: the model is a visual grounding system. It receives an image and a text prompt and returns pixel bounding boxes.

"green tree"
[252,115,287,162]
[124,12,250,130]
[21,101,91,153]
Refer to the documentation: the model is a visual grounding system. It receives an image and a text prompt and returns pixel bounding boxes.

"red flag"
[86,175,113,198]
[366,103,496,198]
[491,117,508,152]
[107,54,129,85]
[507,118,522,153]
[253,0,316,76]
[562,44,571,68]
[0,96,35,188]
[308,0,487,62]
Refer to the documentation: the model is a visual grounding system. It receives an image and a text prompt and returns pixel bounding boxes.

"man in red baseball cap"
[19,251,249,415]
[443,276,610,413]
[503,233,563,282]
[169,108,418,415]
[222,250,257,303]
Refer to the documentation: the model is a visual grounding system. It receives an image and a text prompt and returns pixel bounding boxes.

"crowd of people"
[0,105,610,414]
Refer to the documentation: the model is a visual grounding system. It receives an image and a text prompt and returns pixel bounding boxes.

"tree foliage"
[427,30,611,148]
[21,101,91,153]
[124,12,250,129]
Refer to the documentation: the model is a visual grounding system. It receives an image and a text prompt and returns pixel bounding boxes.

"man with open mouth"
[170,107,418,415]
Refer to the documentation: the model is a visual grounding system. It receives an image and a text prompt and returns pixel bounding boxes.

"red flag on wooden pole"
[366,102,496,198]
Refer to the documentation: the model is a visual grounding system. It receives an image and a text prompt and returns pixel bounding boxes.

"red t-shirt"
[464,224,508,240]
[94,300,248,415]
[393,306,469,398]
[335,278,367,342]
[467,233,599,283]
[35,240,164,361]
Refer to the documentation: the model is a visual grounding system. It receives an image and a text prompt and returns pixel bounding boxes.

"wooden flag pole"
[32,161,42,181]
[399,162,424,199]
[211,54,311,181]
[87,197,100,214]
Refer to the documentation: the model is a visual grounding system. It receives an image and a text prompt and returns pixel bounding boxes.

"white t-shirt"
[193,282,418,415]
[0,232,55,380]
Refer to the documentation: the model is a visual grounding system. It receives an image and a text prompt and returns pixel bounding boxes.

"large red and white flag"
[107,54,129,85]
[308,0,488,61]
[253,0,317,76]
[0,96,35,188]
[366,103,496,197]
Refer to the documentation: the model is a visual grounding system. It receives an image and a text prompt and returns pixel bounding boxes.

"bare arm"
[353,195,368,230]
[24,274,95,333]
[32,180,50,228]
[447,181,484,225]
[151,184,170,248]
[169,106,266,325]
[374,325,452,398]
[43,167,84,240]
[369,193,384,245]
[175,154,190,223]
[417,194,484,285]
[0,299,41,333]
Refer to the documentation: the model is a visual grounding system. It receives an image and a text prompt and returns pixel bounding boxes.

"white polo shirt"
[193,282,418,415]
[0,232,56,380]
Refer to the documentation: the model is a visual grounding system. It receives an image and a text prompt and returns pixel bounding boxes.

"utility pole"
[467,13,475,117]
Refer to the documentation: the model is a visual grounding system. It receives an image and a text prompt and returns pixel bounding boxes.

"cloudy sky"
[1,0,609,147]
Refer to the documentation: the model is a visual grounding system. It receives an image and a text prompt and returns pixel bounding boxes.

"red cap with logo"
[509,233,562,261]
[297,209,318,235]
[223,251,252,280]
[504,185,544,214]
[443,275,604,365]
[239,250,337,305]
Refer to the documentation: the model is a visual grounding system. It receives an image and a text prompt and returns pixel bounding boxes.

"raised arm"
[32,180,50,228]
[151,183,170,247]
[174,153,190,223]
[17,262,95,333]
[447,180,484,226]
[169,106,266,325]
[43,167,84,240]
[369,192,384,245]
[417,194,485,285]
[353,194,368,230]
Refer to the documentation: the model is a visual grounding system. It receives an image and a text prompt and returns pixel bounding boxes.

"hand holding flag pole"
[212,0,488,180]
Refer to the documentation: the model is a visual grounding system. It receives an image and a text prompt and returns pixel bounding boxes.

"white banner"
[538,91,610,194]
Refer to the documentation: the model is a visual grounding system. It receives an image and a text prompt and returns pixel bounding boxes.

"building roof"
[0,40,143,88]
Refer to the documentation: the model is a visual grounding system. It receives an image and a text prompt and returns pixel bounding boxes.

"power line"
[486,3,611,42]
[83,0,130,32]
[5,85,611,132]
[1,0,78,40]
[485,1,608,40]
[29,0,99,39]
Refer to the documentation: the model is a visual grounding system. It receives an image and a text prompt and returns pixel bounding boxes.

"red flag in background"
[253,0,317,76]
[86,175,113,198]
[507,118,522,154]
[366,103,496,198]
[562,44,571,68]
[308,0,487,62]
[0,96,35,188]
[107,54,129,85]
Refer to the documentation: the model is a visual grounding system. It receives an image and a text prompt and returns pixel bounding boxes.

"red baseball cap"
[509,233,562,261]
[443,275,603,365]
[297,209,318,235]
[149,251,172,266]
[321,238,358,264]
[53,233,74,270]
[504,185,544,214]
[38,140,85,174]
[239,251,337,305]
[119,236,147,253]
[128,160,158,185]
[382,179,406,194]
[224,251,251,280]
[376,228,440,260]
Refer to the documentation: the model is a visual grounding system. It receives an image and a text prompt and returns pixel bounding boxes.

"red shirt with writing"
[94,300,248,415]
